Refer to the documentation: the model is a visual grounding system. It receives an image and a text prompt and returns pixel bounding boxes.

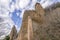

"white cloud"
[10,2,15,12]
[9,13,13,18]
[0,0,14,39]
[0,35,5,40]
[20,10,25,18]
[41,0,50,8]
[40,0,48,4]
[25,0,37,10]
[0,0,10,11]
[0,16,14,39]
[16,12,20,16]
[19,0,30,9]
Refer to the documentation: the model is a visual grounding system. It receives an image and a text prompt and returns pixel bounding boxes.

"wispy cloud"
[19,0,30,9]
[0,0,14,39]
[0,16,14,39]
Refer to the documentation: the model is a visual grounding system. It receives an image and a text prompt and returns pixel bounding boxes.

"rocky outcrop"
[17,3,45,40]
[10,2,60,40]
[10,25,17,40]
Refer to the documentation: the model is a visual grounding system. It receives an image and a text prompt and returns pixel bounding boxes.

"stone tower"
[10,25,17,40]
[17,3,45,40]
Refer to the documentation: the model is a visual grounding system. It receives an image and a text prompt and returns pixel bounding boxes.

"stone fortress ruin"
[10,3,60,40]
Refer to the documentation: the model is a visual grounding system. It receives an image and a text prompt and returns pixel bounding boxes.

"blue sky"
[10,9,22,28]
[0,0,60,39]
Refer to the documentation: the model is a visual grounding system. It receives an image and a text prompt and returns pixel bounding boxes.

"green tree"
[3,35,10,40]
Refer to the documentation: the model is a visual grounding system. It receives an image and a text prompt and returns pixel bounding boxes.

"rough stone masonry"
[10,3,60,40]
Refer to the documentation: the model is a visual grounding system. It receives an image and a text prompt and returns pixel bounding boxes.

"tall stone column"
[28,16,33,40]
[10,25,17,40]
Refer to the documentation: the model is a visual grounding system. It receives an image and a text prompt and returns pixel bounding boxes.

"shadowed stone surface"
[10,25,17,40]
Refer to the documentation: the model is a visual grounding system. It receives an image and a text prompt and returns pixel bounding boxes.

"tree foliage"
[3,35,10,40]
